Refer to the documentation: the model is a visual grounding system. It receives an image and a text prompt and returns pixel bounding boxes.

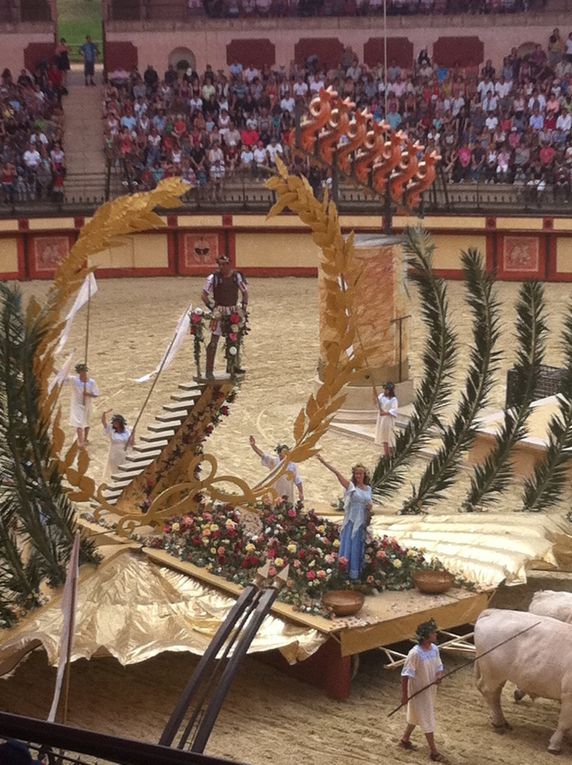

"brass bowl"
[322,589,365,617]
[412,570,455,595]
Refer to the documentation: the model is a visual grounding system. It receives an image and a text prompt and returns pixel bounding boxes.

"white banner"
[134,303,192,383]
[47,531,81,723]
[55,273,98,355]
[48,349,75,395]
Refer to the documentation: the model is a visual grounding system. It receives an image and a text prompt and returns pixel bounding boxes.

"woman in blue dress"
[317,456,373,580]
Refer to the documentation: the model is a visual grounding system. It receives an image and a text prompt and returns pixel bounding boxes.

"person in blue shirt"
[79,35,99,86]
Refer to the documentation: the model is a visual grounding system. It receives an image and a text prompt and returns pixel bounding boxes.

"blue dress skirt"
[340,483,372,580]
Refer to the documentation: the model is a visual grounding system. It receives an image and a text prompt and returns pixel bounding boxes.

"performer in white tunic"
[66,363,99,448]
[400,619,447,762]
[101,410,134,483]
[374,381,398,457]
[248,436,304,503]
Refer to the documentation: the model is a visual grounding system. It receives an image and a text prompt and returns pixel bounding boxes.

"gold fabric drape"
[0,551,326,677]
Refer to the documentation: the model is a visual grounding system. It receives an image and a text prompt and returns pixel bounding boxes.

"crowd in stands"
[198,0,543,18]
[0,62,66,205]
[104,28,572,202]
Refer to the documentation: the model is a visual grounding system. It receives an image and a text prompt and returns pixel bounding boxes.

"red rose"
[229,333,238,342]
[229,313,240,324]
[306,570,317,580]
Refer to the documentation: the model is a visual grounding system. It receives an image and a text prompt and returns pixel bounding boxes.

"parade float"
[0,92,571,717]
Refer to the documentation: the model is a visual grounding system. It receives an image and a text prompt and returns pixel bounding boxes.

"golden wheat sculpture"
[35,169,363,533]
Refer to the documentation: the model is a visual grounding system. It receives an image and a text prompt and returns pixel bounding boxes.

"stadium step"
[139,432,173,443]
[155,411,188,422]
[126,449,162,461]
[148,421,182,433]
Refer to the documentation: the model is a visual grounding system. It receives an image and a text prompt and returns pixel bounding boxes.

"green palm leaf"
[521,305,572,511]
[401,249,501,513]
[372,227,457,499]
[464,281,547,511]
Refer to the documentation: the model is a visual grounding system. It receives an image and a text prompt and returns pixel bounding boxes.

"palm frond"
[372,227,458,499]
[463,281,547,510]
[401,249,501,513]
[520,304,572,511]
[0,283,98,619]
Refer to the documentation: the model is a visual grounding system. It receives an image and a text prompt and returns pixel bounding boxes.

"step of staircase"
[171,392,202,403]
[132,442,165,453]
[126,449,162,461]
[155,411,187,423]
[140,432,173,443]
[178,382,202,392]
[107,476,133,489]
[148,421,182,433]
[111,467,144,482]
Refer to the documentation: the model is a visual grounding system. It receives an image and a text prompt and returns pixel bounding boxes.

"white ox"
[474,608,572,754]
[513,590,572,703]
[529,590,572,624]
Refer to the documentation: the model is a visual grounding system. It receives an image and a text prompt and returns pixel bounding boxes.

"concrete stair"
[95,381,206,506]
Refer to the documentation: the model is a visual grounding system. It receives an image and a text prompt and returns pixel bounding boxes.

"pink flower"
[306,570,317,581]
[338,556,349,570]
[293,560,301,568]
[229,333,238,343]
[317,570,326,579]
[217,546,225,556]
[287,508,297,518]
[376,550,387,559]
[268,566,277,577]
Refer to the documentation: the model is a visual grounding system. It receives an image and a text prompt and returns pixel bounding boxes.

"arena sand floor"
[0,276,570,765]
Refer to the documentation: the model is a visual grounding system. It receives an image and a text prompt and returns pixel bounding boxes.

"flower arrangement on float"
[149,497,435,618]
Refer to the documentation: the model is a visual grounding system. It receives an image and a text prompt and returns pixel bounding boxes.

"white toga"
[261,453,302,503]
[401,643,443,733]
[102,423,132,483]
[66,376,99,428]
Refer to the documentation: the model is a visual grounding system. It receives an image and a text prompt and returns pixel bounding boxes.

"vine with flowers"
[221,308,249,376]
[189,306,249,379]
[149,498,436,618]
[189,307,207,378]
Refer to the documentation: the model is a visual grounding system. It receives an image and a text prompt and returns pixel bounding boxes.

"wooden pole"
[82,276,92,407]
[387,621,541,718]
[130,324,186,438]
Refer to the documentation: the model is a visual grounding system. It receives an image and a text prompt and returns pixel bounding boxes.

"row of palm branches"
[371,228,572,515]
[0,283,98,628]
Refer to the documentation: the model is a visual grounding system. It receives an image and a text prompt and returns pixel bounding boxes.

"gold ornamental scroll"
[318,234,410,400]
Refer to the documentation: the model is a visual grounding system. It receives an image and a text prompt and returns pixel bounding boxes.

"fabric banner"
[134,303,192,383]
[55,273,98,355]
[48,349,75,395]
[47,531,81,723]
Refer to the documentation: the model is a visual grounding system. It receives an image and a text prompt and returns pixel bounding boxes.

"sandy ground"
[1,275,572,764]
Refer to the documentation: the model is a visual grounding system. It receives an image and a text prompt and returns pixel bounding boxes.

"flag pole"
[130,317,187,439]
[82,276,92,407]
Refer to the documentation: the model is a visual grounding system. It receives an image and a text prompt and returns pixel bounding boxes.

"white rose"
[229,346,238,356]
[194,308,204,316]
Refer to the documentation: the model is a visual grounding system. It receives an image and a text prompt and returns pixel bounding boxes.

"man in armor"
[201,254,249,379]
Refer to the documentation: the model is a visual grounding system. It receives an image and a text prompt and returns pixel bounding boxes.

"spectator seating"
[103,30,572,203]
[0,62,66,206]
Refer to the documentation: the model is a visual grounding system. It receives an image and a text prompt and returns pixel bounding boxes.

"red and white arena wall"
[1,213,572,283]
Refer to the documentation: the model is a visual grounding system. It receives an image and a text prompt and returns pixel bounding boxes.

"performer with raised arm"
[66,363,99,449]
[201,255,248,379]
[316,455,372,581]
[248,435,304,504]
[101,410,134,483]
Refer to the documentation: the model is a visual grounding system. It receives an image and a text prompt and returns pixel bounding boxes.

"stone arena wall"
[2,213,572,282]
[104,12,571,74]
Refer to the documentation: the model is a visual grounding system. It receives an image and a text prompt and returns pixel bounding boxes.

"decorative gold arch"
[37,168,364,534]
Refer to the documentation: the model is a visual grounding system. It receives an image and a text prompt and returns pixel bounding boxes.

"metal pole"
[383,0,388,116]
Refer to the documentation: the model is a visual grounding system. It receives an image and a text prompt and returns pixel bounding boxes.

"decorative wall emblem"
[182,233,220,270]
[33,236,69,272]
[503,236,539,273]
